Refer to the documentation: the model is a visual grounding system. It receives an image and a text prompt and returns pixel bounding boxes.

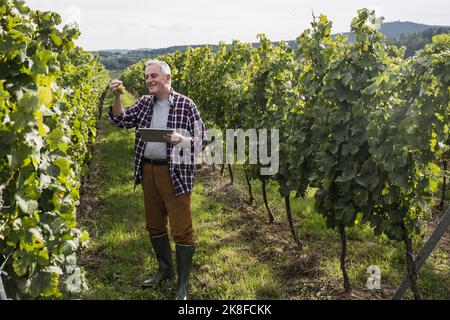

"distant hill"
[379,21,446,38]
[386,26,450,57]
[98,49,130,55]
[329,21,448,43]
[96,21,450,71]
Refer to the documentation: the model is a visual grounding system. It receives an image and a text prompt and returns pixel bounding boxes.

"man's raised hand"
[110,79,124,96]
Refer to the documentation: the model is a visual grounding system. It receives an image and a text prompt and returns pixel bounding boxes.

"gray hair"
[145,59,171,76]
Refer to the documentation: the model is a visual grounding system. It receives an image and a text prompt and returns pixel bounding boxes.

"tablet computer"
[138,128,174,142]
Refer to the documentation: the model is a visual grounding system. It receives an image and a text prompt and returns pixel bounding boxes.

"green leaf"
[353,189,369,207]
[15,194,38,215]
[28,226,44,245]
[10,144,32,170]
[53,157,71,181]
[17,91,40,114]
[30,269,62,298]
[47,127,64,149]
[13,250,34,277]
[429,178,438,193]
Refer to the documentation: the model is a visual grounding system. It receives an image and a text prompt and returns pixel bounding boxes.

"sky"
[25,0,450,51]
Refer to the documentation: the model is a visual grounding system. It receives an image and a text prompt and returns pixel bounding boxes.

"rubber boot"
[174,243,195,300]
[142,233,174,287]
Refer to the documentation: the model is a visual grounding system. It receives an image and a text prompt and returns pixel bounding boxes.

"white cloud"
[64,5,82,26]
[117,19,194,33]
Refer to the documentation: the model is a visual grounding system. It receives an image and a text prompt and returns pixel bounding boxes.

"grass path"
[77,91,450,300]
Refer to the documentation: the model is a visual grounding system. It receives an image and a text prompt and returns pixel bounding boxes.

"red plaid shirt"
[108,89,207,195]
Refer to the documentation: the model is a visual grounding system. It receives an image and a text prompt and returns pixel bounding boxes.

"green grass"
[78,91,450,300]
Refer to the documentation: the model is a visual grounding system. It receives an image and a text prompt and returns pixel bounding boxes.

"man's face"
[145,64,171,97]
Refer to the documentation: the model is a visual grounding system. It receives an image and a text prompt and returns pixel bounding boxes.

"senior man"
[109,60,206,300]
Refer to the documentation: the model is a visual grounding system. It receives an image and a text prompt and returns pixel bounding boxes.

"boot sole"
[141,275,174,288]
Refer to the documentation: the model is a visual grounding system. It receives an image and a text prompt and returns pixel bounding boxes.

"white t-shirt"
[143,99,170,159]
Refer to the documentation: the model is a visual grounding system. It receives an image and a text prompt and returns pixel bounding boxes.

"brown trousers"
[142,163,194,244]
